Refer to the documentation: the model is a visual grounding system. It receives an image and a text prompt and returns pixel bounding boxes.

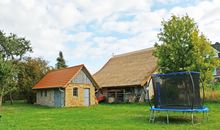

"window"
[44,90,47,97]
[73,88,78,96]
[40,90,43,97]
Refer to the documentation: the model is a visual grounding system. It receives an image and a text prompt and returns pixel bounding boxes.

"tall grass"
[204,89,220,102]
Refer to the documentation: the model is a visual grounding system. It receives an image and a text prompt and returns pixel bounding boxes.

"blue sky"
[0,0,219,73]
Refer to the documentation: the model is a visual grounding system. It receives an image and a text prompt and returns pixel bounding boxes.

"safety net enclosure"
[151,72,202,109]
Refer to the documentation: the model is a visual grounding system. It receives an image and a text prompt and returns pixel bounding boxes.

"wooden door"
[84,88,90,106]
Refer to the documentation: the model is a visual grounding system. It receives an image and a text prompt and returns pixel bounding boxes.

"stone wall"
[65,83,97,107]
[36,89,54,107]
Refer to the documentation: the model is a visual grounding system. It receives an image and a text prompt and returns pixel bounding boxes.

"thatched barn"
[32,64,99,107]
[94,48,157,103]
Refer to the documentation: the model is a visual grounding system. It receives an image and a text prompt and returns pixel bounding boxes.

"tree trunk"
[9,92,13,105]
[0,95,3,107]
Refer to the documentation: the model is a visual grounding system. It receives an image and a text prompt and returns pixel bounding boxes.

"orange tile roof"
[32,64,84,89]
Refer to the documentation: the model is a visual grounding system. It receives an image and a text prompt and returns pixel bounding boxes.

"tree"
[0,30,32,106]
[17,57,50,104]
[154,15,219,87]
[0,57,16,106]
[55,51,67,69]
[0,32,32,61]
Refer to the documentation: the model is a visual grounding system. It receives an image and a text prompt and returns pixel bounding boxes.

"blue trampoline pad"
[150,106,209,112]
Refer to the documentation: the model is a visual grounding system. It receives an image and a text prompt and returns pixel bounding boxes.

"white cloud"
[0,0,219,73]
[169,0,220,42]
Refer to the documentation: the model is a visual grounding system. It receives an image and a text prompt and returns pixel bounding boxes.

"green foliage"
[154,15,219,87]
[0,31,32,61]
[55,51,67,69]
[17,57,50,103]
[0,30,32,105]
[0,57,17,105]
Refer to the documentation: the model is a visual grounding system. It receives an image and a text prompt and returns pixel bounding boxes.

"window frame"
[73,88,78,97]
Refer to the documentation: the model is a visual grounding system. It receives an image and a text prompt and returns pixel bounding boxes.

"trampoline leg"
[153,110,156,123]
[206,112,208,122]
[166,111,169,124]
[202,112,208,123]
[203,112,204,120]
[191,112,194,124]
[149,110,155,123]
[149,111,153,123]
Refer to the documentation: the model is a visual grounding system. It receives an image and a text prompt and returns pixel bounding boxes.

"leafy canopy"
[0,31,32,61]
[17,57,50,103]
[154,15,219,86]
[0,30,32,106]
[0,56,17,106]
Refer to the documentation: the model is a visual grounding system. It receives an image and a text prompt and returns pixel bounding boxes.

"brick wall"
[36,89,55,107]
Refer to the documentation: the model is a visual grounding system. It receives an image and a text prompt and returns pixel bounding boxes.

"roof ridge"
[93,47,155,77]
[113,47,154,58]
[93,46,157,88]
[49,64,84,73]
[93,58,112,76]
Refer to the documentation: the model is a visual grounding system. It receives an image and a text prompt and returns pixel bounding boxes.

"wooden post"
[123,89,125,102]
[115,91,117,102]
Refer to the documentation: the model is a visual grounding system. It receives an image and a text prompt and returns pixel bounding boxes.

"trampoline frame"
[149,106,208,124]
[145,71,209,124]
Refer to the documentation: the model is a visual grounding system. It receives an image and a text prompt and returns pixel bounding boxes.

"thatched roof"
[93,48,157,88]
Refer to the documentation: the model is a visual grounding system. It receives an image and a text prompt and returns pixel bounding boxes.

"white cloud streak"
[0,0,219,73]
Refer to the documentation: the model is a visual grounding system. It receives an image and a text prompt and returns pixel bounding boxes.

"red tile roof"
[32,64,84,89]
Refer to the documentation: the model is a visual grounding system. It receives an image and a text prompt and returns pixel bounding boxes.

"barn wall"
[101,88,108,97]
[36,89,54,107]
[101,86,148,103]
[65,83,97,107]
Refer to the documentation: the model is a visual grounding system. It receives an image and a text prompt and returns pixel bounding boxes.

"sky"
[0,0,220,73]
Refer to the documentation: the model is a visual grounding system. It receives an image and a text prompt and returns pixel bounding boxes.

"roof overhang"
[100,84,142,88]
[32,86,65,90]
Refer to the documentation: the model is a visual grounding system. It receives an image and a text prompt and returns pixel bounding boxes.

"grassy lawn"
[0,101,220,130]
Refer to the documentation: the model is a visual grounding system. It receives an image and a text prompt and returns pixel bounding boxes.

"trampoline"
[146,72,209,124]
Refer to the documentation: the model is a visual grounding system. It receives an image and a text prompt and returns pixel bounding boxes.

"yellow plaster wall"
[65,83,97,107]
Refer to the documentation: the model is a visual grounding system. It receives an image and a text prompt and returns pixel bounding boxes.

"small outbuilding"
[32,64,99,107]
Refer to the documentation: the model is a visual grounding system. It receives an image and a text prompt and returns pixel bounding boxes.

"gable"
[33,64,84,89]
[72,70,92,84]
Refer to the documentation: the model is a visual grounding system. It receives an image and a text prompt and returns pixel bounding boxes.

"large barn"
[94,48,157,103]
[32,64,99,107]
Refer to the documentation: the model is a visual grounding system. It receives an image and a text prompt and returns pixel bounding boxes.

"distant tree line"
[0,30,67,106]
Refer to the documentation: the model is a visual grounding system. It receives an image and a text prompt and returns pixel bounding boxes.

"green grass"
[0,101,220,130]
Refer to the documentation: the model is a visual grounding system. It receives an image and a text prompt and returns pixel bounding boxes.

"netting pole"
[201,81,205,107]
[189,72,195,110]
